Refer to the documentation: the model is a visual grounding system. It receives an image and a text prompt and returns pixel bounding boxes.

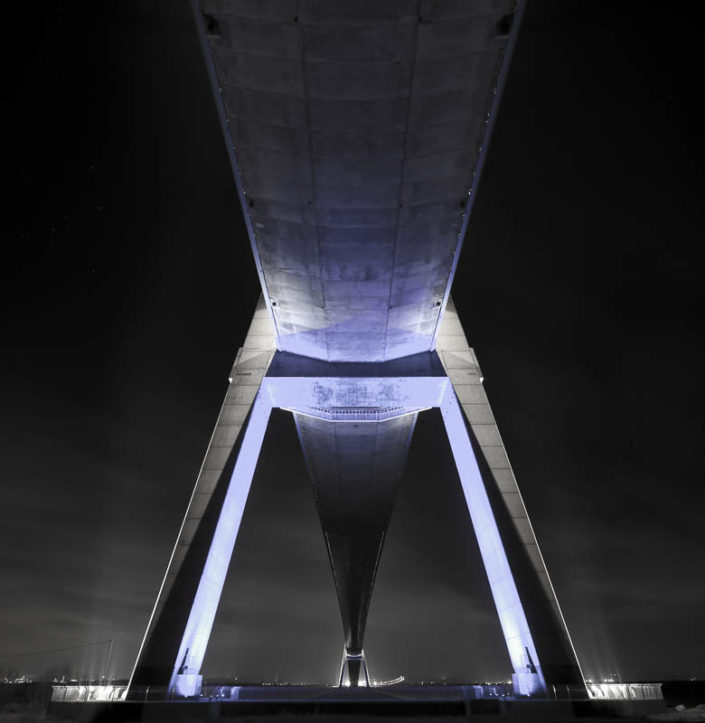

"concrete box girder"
[198,0,515,362]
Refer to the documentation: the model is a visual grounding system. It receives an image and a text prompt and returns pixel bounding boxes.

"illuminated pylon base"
[339,648,370,688]
[127,298,586,700]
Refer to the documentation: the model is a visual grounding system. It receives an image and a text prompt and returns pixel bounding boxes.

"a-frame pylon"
[127,296,585,700]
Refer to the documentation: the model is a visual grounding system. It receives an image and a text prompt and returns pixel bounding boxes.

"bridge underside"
[127,0,587,702]
[199,0,517,361]
[295,411,416,669]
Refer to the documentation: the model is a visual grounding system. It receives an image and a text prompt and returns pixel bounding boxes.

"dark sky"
[1,1,703,685]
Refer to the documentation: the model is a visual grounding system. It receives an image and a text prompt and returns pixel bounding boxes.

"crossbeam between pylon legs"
[338,648,370,688]
[129,299,584,698]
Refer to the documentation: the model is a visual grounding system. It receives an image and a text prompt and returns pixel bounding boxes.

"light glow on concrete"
[128,0,585,695]
[194,0,524,363]
[158,357,555,696]
[439,386,546,697]
[130,302,584,699]
[166,389,274,695]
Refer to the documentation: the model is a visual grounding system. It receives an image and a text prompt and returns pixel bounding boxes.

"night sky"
[2,1,704,685]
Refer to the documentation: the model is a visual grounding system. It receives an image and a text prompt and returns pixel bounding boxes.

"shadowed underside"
[128,0,586,700]
[200,0,517,361]
[193,2,521,672]
[295,413,417,657]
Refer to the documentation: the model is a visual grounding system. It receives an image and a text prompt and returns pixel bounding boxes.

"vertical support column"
[440,387,546,696]
[338,648,370,688]
[436,297,585,697]
[128,297,276,698]
[436,299,557,611]
[167,389,273,695]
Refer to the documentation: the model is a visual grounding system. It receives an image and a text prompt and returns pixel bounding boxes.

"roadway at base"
[48,685,666,722]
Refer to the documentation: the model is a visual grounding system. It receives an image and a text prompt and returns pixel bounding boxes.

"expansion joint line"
[382,1,423,361]
[297,0,330,361]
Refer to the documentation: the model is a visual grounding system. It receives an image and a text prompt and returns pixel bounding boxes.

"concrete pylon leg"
[127,298,276,699]
[440,387,546,696]
[128,391,273,699]
[338,647,370,688]
[436,297,585,697]
[167,391,273,696]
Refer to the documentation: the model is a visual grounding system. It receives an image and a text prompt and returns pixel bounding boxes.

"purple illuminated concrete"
[128,0,586,702]
[440,386,544,696]
[193,0,523,362]
[129,302,585,697]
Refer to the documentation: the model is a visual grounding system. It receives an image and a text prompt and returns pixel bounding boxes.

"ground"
[3,702,705,723]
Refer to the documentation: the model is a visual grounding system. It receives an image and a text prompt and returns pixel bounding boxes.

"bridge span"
[127,0,586,700]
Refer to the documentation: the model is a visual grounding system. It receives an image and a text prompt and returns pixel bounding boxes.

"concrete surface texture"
[198,0,517,361]
[129,297,276,692]
[296,411,416,660]
[127,0,587,701]
[436,299,584,689]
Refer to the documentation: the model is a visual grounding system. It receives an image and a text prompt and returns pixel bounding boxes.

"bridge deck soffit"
[196,0,522,362]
